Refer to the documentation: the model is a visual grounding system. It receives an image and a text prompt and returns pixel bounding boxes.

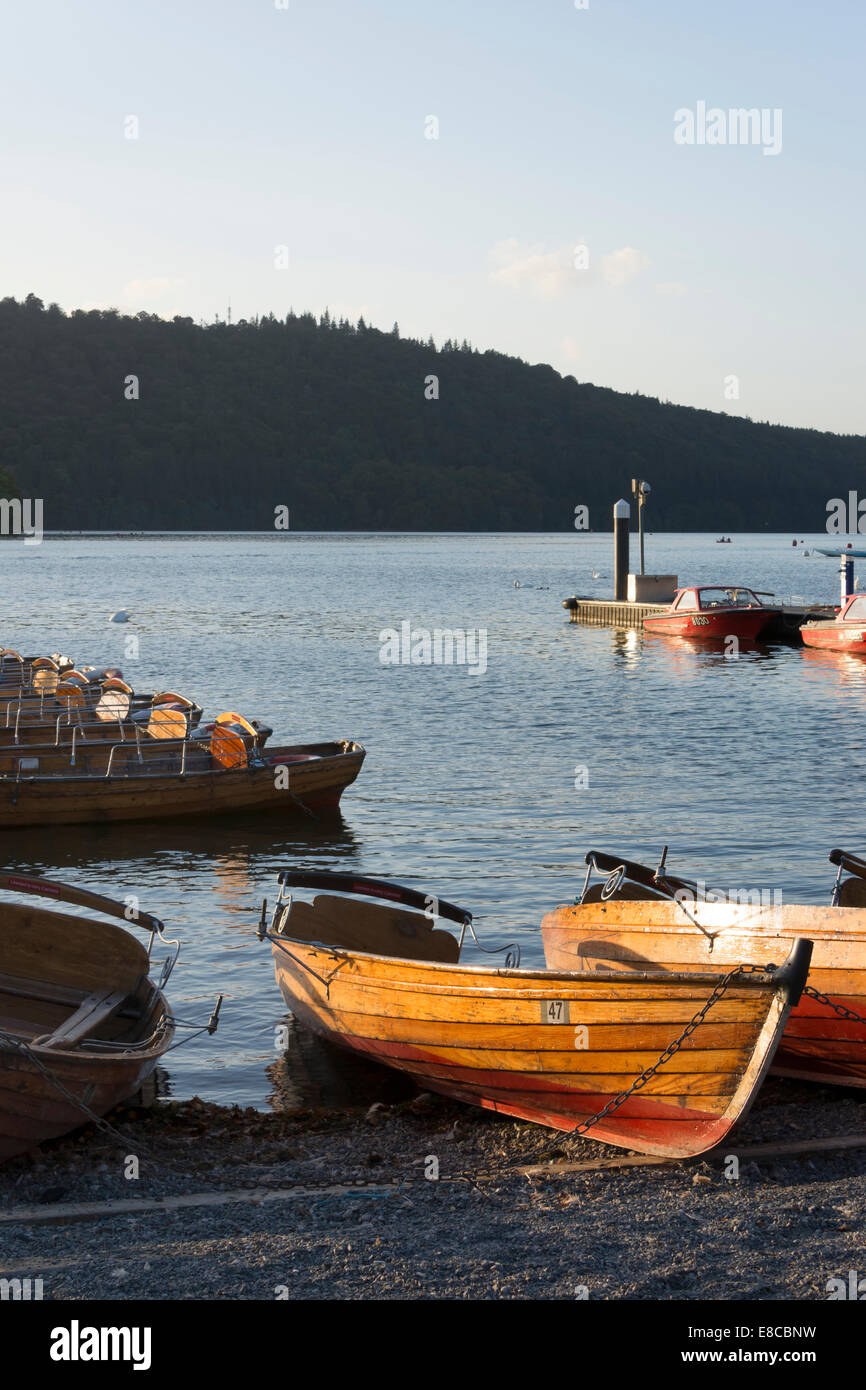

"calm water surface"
[1,531,862,1108]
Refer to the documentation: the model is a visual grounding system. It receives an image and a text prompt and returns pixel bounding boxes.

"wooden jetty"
[562,596,835,644]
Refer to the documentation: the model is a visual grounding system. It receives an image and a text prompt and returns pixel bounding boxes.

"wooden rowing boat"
[643,585,778,641]
[0,685,203,740]
[260,871,812,1158]
[542,848,866,1089]
[0,651,78,691]
[0,710,272,762]
[0,738,365,827]
[0,872,176,1162]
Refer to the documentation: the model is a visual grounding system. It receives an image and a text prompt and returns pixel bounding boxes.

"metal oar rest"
[580,847,701,904]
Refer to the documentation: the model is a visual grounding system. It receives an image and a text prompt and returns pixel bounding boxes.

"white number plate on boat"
[542,1000,570,1023]
[691,616,711,626]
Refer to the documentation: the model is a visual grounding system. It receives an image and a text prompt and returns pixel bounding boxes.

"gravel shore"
[2,1077,866,1300]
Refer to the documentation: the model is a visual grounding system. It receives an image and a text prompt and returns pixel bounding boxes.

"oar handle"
[829,848,866,880]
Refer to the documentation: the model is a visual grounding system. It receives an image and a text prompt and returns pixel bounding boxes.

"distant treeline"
[0,293,862,531]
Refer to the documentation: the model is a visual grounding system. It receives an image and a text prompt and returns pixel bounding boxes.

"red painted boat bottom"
[341,1033,731,1158]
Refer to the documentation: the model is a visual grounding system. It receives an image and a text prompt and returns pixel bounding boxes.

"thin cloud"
[489,240,578,299]
[490,240,650,297]
[120,277,185,302]
[601,247,651,287]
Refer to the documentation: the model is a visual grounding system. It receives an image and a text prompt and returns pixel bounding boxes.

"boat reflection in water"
[0,814,360,880]
[268,1015,417,1114]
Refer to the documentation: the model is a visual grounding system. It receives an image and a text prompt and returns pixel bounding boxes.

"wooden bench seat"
[38,988,128,1049]
[0,971,86,1009]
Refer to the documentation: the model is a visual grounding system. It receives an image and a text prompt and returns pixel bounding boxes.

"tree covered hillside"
[0,294,861,531]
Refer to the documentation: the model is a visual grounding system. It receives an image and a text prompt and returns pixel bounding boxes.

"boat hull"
[270,937,798,1158]
[542,900,866,1088]
[800,622,866,652]
[644,609,773,641]
[0,741,365,827]
[0,1043,163,1161]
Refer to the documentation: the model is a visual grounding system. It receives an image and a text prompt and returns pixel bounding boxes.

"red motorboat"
[643,586,778,641]
[801,593,866,653]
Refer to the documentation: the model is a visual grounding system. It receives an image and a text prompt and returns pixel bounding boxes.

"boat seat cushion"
[285,895,460,963]
[39,988,128,1049]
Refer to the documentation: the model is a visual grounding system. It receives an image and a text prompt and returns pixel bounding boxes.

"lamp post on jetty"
[631,478,651,576]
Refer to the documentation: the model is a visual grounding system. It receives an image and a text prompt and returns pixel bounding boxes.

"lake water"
[1,530,862,1109]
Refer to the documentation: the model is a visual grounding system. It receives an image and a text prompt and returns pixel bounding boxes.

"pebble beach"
[3,1078,865,1301]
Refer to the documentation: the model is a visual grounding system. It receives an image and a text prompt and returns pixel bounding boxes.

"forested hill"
[0,294,862,532]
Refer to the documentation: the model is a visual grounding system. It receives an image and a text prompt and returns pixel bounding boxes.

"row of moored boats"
[0,646,365,826]
[4,839,866,1164]
[643,585,866,650]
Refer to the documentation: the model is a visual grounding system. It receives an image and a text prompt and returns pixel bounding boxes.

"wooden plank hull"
[269,937,801,1158]
[0,881,176,1162]
[0,1044,163,1161]
[0,741,365,826]
[542,900,866,1088]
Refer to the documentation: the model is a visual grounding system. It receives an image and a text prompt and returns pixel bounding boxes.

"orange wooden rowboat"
[542,848,866,1089]
[259,871,812,1158]
[0,736,365,827]
[0,872,179,1163]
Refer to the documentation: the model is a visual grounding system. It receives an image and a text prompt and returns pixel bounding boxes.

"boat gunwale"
[0,740,365,788]
[267,930,782,991]
[543,900,866,945]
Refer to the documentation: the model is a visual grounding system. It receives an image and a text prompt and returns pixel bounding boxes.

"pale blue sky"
[1,0,863,432]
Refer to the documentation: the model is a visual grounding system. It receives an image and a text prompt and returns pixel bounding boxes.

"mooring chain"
[503,962,778,1175]
[802,985,866,1025]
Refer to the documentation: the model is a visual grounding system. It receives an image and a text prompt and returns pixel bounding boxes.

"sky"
[1,0,863,434]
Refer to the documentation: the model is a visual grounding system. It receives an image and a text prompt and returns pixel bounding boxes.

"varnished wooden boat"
[0,737,365,826]
[0,871,176,1162]
[0,710,273,763]
[260,871,812,1158]
[0,651,78,692]
[542,847,866,1089]
[0,684,203,740]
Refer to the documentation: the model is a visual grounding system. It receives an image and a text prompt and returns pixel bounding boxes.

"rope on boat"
[462,919,520,969]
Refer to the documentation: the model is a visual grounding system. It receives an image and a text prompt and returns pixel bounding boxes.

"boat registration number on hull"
[691,616,711,626]
[543,1000,570,1023]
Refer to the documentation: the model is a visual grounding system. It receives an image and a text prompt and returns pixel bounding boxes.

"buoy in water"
[109,609,130,623]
